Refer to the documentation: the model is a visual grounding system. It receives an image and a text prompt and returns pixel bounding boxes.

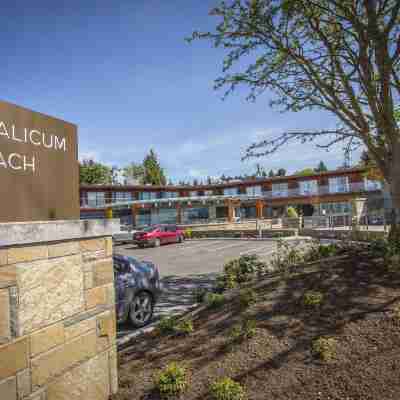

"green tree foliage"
[315,161,328,173]
[294,168,315,176]
[123,162,145,184]
[142,149,167,185]
[189,0,400,234]
[79,159,112,185]
[268,169,275,178]
[276,168,286,176]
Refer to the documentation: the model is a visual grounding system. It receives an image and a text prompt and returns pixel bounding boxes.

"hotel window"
[320,202,351,215]
[299,180,318,195]
[272,183,288,197]
[204,190,214,196]
[139,192,157,200]
[112,192,133,202]
[364,178,382,191]
[329,176,349,193]
[163,192,178,199]
[246,186,262,196]
[223,187,239,196]
[87,192,105,207]
[189,191,198,197]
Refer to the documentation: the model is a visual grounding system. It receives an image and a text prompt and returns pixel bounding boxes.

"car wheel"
[154,238,161,247]
[138,243,144,248]
[129,291,154,328]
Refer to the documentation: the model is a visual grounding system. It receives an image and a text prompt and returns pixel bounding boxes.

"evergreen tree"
[268,170,275,178]
[142,149,167,185]
[276,168,286,177]
[315,161,328,173]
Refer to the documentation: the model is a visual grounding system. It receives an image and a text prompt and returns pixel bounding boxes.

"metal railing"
[80,182,382,209]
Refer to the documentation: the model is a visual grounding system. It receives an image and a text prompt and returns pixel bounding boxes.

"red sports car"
[133,224,185,248]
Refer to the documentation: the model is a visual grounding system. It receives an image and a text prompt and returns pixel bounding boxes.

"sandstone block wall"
[0,221,118,400]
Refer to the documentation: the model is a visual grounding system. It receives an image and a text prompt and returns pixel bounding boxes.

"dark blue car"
[113,254,162,328]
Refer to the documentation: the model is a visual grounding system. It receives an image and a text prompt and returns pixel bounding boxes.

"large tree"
[190,0,400,236]
[123,162,145,184]
[79,159,112,185]
[143,149,167,185]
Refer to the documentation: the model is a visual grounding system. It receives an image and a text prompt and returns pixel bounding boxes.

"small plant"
[193,287,208,303]
[176,318,194,335]
[312,337,337,361]
[210,377,246,400]
[158,316,178,335]
[218,255,267,291]
[184,228,193,239]
[303,291,324,308]
[394,304,400,321]
[238,289,257,309]
[228,319,257,343]
[286,206,298,219]
[156,362,187,397]
[205,293,226,309]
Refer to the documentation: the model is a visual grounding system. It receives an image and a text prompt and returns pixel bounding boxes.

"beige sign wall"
[0,100,79,222]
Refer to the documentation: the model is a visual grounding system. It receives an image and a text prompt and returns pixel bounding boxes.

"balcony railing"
[80,181,381,208]
[263,182,379,199]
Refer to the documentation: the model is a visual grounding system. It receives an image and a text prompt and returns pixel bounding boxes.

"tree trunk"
[388,142,400,243]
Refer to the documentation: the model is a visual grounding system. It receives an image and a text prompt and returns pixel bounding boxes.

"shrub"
[228,318,257,343]
[312,337,337,361]
[303,291,324,308]
[156,362,187,397]
[286,206,298,219]
[176,318,194,335]
[210,377,246,400]
[270,239,304,274]
[238,289,257,309]
[193,287,208,303]
[158,316,179,335]
[394,304,400,321]
[205,293,226,309]
[184,228,193,239]
[218,255,267,291]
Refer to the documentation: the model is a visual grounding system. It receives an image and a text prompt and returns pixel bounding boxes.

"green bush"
[238,289,257,309]
[156,362,187,397]
[193,287,208,303]
[303,291,324,308]
[228,318,257,343]
[210,377,246,400]
[369,237,400,270]
[286,206,298,218]
[218,255,267,291]
[175,318,194,335]
[158,316,179,335]
[312,337,337,361]
[184,228,193,239]
[205,293,226,309]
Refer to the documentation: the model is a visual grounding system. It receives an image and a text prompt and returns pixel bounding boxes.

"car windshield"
[125,256,141,267]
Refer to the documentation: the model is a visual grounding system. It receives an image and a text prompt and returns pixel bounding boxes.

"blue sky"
[1,0,361,182]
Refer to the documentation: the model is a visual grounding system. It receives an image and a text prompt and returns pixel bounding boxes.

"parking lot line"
[209,242,252,252]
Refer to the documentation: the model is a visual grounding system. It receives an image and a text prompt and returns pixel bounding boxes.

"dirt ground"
[113,253,400,400]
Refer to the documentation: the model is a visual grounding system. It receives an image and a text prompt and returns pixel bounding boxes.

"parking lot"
[116,239,278,344]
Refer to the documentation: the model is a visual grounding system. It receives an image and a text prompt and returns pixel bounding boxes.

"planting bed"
[113,253,400,400]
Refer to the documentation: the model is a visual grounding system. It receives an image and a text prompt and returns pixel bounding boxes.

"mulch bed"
[112,254,400,400]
